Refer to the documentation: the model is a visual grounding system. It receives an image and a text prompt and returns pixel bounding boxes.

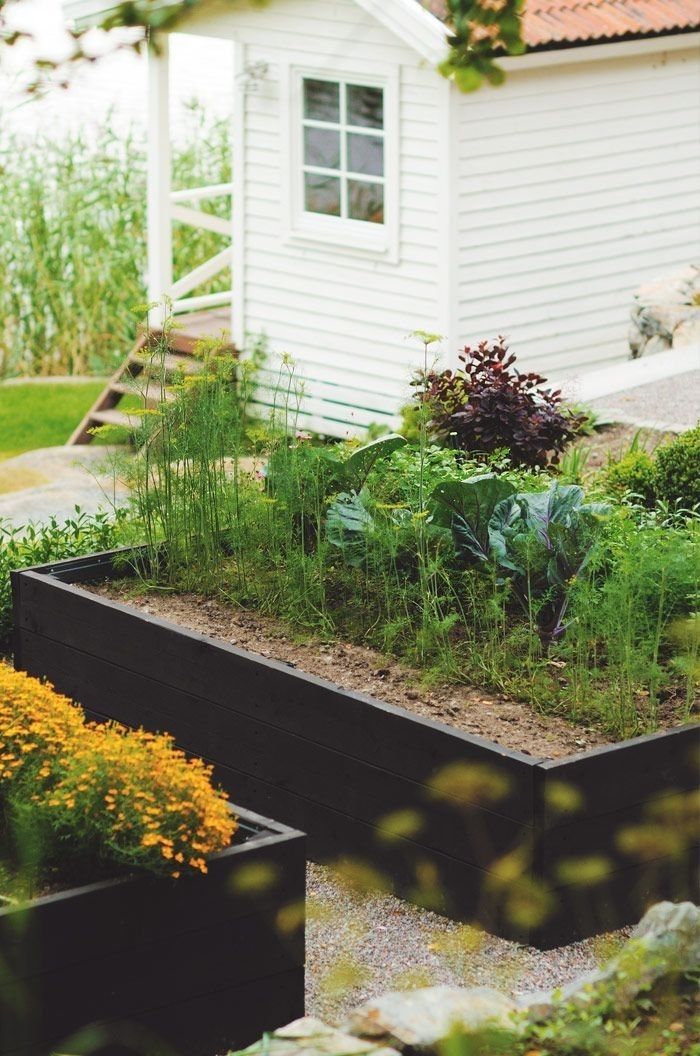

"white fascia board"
[350,0,450,65]
[500,30,700,71]
[62,0,115,27]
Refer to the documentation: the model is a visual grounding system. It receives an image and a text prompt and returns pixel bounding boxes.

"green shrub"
[600,450,657,506]
[0,509,127,646]
[417,338,585,468]
[654,426,700,509]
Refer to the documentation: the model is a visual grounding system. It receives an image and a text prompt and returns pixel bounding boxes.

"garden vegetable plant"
[122,324,699,742]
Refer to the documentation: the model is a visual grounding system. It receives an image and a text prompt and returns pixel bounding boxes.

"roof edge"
[499,27,700,68]
[63,0,450,62]
[353,0,449,64]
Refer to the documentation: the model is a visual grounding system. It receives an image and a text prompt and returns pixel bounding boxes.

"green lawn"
[0,382,105,460]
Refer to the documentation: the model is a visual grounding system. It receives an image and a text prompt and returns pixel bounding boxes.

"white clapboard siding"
[183,0,444,436]
[456,45,700,376]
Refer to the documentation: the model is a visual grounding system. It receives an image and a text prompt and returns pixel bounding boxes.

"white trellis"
[147,39,233,323]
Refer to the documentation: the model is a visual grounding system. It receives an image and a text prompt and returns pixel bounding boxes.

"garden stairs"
[68,309,234,445]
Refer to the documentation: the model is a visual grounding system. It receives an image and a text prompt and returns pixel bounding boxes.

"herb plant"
[0,508,127,648]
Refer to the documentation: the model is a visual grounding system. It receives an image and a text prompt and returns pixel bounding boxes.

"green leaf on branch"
[342,434,407,492]
[326,491,374,567]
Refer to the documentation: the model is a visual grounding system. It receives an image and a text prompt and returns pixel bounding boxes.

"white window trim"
[282,62,399,262]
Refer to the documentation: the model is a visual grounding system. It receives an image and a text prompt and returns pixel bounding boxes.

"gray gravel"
[588,370,700,433]
[305,863,630,1025]
[0,446,129,527]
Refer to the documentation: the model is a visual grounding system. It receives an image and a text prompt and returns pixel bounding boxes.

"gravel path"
[305,863,629,1026]
[0,446,129,527]
[589,370,700,433]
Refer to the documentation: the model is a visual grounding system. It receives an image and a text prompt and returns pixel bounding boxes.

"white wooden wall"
[455,45,700,377]
[184,0,446,435]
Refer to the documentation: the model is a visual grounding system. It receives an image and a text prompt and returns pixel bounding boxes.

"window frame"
[284,63,399,261]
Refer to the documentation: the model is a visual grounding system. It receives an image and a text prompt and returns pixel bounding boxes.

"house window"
[301,77,385,226]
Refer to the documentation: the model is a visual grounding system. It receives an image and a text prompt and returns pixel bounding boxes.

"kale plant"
[432,475,609,648]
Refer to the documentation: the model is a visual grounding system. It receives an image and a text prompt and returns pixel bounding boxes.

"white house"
[66,0,700,434]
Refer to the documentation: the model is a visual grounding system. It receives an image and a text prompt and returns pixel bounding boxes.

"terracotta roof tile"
[421,0,700,48]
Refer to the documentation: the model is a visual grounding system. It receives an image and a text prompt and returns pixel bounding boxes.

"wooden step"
[89,408,147,432]
[110,380,176,405]
[129,350,204,379]
[68,319,237,446]
[147,328,236,356]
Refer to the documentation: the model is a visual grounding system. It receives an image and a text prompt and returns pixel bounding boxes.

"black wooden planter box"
[12,550,700,950]
[0,801,305,1056]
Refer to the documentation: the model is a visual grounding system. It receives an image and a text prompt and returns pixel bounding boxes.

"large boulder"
[629,264,700,358]
[344,986,518,1050]
[524,901,700,1020]
[237,1017,402,1056]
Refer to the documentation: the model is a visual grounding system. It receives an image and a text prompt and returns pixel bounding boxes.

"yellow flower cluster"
[0,664,236,878]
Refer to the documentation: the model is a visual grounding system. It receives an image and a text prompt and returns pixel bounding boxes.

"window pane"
[304,127,341,170]
[347,133,384,177]
[304,79,340,123]
[305,172,341,217]
[347,84,383,129]
[348,179,384,224]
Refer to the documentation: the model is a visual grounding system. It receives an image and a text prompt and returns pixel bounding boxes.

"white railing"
[169,182,234,315]
[147,44,234,323]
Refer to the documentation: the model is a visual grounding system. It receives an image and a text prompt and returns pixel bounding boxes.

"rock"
[629,263,700,358]
[345,986,518,1050]
[275,1018,336,1038]
[524,901,700,1022]
[632,900,700,964]
[673,316,700,348]
[237,1017,402,1056]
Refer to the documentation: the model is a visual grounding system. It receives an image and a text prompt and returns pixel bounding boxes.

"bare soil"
[573,422,677,473]
[91,581,631,760]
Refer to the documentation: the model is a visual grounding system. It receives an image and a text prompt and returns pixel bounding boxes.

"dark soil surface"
[91,581,636,760]
[573,422,676,473]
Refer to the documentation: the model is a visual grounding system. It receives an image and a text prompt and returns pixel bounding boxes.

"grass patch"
[0,382,105,459]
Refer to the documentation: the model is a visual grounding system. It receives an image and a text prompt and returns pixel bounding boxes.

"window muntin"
[301,77,385,226]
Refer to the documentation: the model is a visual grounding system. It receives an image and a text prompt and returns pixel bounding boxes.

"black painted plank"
[533,851,698,949]
[5,966,305,1056]
[205,755,685,949]
[538,789,700,883]
[1,910,300,1050]
[0,803,303,944]
[18,630,533,876]
[15,570,539,822]
[538,725,700,828]
[0,835,304,978]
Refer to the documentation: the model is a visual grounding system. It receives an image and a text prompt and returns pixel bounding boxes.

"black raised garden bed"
[12,548,699,950]
[0,802,305,1056]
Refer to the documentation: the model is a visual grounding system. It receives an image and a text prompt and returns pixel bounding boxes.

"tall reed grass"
[0,103,230,378]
